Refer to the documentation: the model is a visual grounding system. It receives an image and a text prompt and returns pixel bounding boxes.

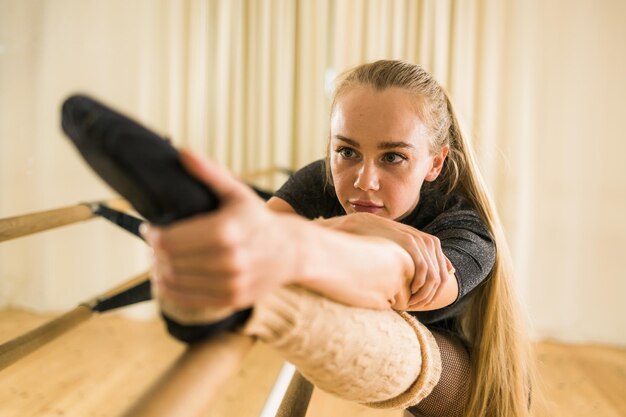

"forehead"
[331,87,428,147]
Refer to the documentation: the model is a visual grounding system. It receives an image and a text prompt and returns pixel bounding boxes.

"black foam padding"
[62,95,219,225]
[61,94,255,341]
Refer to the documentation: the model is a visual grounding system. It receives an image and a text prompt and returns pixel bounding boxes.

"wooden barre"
[118,339,315,417]
[275,371,314,417]
[119,332,255,417]
[0,197,131,242]
[0,305,92,371]
[0,270,150,371]
[239,167,291,182]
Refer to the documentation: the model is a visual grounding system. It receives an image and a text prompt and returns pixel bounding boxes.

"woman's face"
[330,86,447,221]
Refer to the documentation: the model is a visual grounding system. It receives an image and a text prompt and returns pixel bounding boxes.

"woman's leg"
[241,285,442,408]
[405,330,471,417]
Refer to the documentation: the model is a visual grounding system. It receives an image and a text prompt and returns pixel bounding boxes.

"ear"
[425,145,449,182]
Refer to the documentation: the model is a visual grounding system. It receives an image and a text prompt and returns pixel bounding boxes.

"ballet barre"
[0,198,132,242]
[0,197,313,417]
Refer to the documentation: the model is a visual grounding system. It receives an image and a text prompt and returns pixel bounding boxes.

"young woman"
[143,60,534,417]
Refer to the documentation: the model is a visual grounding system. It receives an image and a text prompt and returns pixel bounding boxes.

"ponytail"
[443,91,535,417]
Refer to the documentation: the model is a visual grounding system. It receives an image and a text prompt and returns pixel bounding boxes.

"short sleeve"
[424,209,496,300]
[414,202,496,325]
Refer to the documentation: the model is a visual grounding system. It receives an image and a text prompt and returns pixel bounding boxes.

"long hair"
[329,60,535,417]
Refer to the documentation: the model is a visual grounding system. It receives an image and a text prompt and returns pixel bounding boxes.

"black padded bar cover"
[61,94,254,341]
[62,95,219,225]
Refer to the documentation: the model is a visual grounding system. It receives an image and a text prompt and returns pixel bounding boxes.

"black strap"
[162,308,253,344]
[93,204,144,239]
[91,279,152,312]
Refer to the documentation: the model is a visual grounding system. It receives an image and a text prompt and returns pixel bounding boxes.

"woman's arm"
[267,193,422,311]
[281,214,415,309]
[143,152,415,312]
[269,198,458,311]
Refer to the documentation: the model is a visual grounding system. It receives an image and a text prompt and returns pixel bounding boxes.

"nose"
[354,162,380,191]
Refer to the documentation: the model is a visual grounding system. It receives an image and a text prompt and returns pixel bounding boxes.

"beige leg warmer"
[241,285,442,409]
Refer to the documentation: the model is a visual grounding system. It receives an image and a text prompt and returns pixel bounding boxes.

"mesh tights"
[405,330,471,417]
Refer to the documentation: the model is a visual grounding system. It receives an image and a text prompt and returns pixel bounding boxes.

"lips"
[348,200,384,214]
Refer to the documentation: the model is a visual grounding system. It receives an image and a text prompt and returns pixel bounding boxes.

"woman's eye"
[382,153,406,164]
[338,148,358,159]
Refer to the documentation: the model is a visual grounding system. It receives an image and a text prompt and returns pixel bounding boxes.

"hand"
[322,213,455,310]
[141,149,298,312]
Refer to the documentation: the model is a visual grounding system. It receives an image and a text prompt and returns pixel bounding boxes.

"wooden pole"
[0,270,150,371]
[274,371,314,417]
[0,198,131,242]
[239,167,291,181]
[0,305,92,371]
[120,332,254,417]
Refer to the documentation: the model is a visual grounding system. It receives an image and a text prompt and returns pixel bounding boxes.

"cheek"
[393,184,420,204]
[330,163,352,196]
[385,176,423,217]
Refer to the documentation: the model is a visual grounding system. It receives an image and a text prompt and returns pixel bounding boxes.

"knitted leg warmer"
[242,285,442,409]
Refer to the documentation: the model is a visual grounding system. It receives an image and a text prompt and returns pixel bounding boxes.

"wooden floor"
[0,308,624,417]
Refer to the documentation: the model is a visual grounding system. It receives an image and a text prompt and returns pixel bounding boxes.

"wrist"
[386,241,415,309]
[277,213,310,286]
[288,220,410,309]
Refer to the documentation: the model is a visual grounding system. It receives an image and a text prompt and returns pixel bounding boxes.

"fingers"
[179,149,252,202]
[445,256,455,275]
[155,250,247,283]
[408,235,450,308]
[409,249,429,302]
[144,220,262,310]
[142,220,209,255]
[420,238,448,306]
[422,246,452,306]
[151,252,254,309]
[141,211,247,256]
[408,278,438,307]
[152,275,236,309]
[140,150,284,314]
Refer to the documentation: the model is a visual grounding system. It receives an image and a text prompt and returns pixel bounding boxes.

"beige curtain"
[1,0,625,345]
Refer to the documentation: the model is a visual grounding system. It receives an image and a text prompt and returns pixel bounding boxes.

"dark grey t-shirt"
[274,159,496,330]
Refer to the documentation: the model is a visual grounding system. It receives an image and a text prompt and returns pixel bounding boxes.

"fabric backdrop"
[1,0,624,345]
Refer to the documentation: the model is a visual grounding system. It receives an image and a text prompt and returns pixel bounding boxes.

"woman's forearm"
[307,214,459,312]
[266,197,456,311]
[281,214,415,309]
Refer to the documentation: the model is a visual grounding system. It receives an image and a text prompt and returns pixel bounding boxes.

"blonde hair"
[329,60,535,417]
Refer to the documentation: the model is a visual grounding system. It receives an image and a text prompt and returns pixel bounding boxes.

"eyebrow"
[334,135,415,150]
